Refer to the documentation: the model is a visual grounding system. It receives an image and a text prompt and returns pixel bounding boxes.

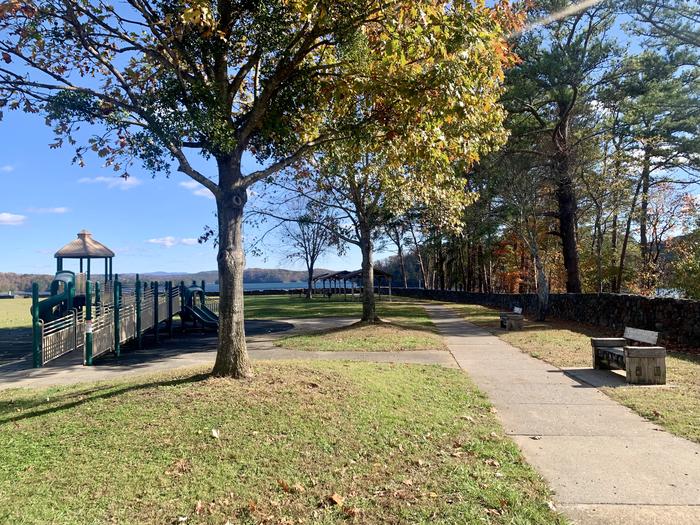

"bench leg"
[625,357,666,385]
[592,348,611,370]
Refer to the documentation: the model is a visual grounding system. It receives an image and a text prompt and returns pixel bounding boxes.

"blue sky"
[0,110,367,275]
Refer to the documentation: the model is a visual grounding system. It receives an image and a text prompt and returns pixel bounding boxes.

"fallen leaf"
[485,459,500,468]
[328,493,345,506]
[402,478,413,486]
[278,479,291,493]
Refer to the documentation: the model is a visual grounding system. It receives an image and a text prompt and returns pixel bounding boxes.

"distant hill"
[0,268,332,293]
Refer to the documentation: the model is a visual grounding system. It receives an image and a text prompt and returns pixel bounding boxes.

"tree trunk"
[359,226,377,322]
[610,213,618,292]
[409,224,427,288]
[212,186,252,378]
[556,172,582,293]
[615,175,644,293]
[639,147,652,289]
[397,241,408,288]
[306,266,313,299]
[533,247,549,322]
[594,209,603,293]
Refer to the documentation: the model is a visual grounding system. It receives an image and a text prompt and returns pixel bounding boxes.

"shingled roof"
[54,230,115,258]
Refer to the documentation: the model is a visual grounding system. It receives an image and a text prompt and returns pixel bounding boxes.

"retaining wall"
[391,288,700,346]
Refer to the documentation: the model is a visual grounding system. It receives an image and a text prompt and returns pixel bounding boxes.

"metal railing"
[119,303,137,344]
[32,278,184,368]
[91,305,114,360]
[40,309,84,365]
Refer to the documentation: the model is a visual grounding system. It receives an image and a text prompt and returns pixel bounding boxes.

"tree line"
[272,0,700,319]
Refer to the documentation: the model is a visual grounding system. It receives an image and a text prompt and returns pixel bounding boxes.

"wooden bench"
[499,306,524,331]
[591,327,666,385]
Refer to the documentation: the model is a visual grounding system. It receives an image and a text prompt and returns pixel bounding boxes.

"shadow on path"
[0,320,293,383]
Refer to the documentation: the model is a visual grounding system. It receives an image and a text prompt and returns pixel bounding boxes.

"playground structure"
[180,282,219,330]
[31,274,182,367]
[30,231,186,367]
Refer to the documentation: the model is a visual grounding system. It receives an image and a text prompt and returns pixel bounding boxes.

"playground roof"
[54,230,115,259]
[313,268,392,282]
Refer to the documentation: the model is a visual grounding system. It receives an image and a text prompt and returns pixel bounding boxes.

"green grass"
[278,321,446,352]
[0,297,32,329]
[449,303,700,444]
[266,297,444,352]
[0,362,564,524]
[243,295,431,324]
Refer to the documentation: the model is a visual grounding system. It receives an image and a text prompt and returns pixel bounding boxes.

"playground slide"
[185,305,219,329]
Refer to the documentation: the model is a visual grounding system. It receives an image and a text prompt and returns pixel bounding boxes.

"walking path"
[0,317,454,390]
[424,303,700,525]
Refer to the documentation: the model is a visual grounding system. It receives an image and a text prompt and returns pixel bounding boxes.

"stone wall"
[392,288,700,346]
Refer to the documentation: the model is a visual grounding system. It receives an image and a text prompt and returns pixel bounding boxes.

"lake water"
[200,281,308,292]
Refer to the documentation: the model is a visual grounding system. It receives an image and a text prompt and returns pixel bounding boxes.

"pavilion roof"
[314,268,392,281]
[55,230,115,259]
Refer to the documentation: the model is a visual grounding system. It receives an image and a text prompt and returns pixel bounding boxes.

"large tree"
[504,0,617,292]
[0,0,516,377]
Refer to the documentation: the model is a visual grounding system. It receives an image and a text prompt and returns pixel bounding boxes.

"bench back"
[513,306,523,314]
[623,327,658,345]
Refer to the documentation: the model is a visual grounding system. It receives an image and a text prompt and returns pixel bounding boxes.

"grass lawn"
[0,362,564,525]
[448,303,700,444]
[243,295,430,325]
[0,297,32,329]
[259,296,444,352]
[278,321,446,352]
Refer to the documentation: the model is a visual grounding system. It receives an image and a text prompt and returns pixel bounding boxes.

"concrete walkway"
[425,303,700,525]
[0,317,454,390]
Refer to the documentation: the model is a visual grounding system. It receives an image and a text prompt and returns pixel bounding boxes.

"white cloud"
[0,165,15,173]
[180,180,215,199]
[147,236,178,248]
[27,207,70,214]
[147,236,199,248]
[78,176,141,190]
[0,212,26,226]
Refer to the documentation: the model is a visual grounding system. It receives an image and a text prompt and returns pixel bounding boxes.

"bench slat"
[623,327,658,345]
[599,347,624,357]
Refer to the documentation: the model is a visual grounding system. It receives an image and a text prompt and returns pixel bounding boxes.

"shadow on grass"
[0,371,211,425]
[282,318,439,340]
[0,326,33,364]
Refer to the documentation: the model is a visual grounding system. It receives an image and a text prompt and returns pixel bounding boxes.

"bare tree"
[282,202,339,299]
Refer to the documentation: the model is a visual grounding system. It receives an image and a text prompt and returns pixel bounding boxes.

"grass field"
[243,294,431,324]
[449,303,700,444]
[0,362,564,524]
[270,297,445,352]
[278,321,446,352]
[0,297,32,329]
[0,295,425,326]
